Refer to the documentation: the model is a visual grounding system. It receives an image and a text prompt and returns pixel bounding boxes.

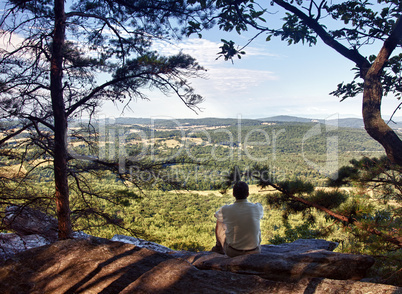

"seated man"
[212,181,264,257]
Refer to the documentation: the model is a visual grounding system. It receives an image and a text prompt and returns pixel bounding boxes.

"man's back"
[213,181,264,257]
[219,199,263,250]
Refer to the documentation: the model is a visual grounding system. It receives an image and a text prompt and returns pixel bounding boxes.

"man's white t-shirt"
[215,199,264,250]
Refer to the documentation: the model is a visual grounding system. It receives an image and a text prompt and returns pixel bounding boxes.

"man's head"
[233,181,249,200]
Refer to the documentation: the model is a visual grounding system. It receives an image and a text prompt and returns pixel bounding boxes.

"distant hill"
[259,115,365,128]
[115,117,262,127]
[112,115,402,130]
[327,118,364,129]
[260,115,402,130]
[259,115,316,124]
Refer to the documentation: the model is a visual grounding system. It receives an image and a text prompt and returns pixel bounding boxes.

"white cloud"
[0,30,25,50]
[194,67,277,94]
[153,38,277,66]
[152,38,278,96]
[153,38,221,66]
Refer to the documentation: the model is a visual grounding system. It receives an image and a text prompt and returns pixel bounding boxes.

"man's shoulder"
[247,201,263,207]
[226,201,262,209]
[252,202,263,210]
[247,202,264,214]
[220,203,232,210]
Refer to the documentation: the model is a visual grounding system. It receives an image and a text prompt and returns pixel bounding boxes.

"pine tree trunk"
[51,0,72,240]
[362,74,402,165]
[362,17,402,166]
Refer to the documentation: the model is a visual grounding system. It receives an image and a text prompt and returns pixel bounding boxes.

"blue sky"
[100,17,401,120]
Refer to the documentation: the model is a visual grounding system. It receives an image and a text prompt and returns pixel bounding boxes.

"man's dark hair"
[233,181,249,199]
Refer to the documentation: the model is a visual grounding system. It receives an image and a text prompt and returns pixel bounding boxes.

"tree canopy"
[192,0,402,165]
[0,0,210,239]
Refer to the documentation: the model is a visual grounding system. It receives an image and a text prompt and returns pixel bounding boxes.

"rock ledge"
[0,238,400,294]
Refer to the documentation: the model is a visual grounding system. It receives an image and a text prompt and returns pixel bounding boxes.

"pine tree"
[0,0,210,239]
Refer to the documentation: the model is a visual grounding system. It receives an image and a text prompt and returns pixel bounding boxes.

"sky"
[101,24,402,121]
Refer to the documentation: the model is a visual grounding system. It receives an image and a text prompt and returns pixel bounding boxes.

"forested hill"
[260,116,365,128]
[114,116,402,130]
[110,116,386,156]
[81,115,388,188]
[260,115,402,130]
[114,117,261,127]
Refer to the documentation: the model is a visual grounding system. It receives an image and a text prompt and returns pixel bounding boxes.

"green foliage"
[280,13,317,46]
[368,250,402,286]
[112,52,205,108]
[216,39,246,62]
[335,195,375,221]
[269,222,330,245]
[114,189,141,207]
[86,190,234,250]
[307,190,348,210]
[277,179,315,195]
[330,156,402,203]
[328,165,359,187]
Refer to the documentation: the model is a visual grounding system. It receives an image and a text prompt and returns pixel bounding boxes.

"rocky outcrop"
[0,235,374,282]
[0,232,172,261]
[3,205,58,241]
[0,205,59,260]
[0,238,400,294]
[0,231,98,260]
[0,234,49,260]
[111,234,174,253]
[120,258,399,294]
[176,239,374,281]
[260,238,338,252]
